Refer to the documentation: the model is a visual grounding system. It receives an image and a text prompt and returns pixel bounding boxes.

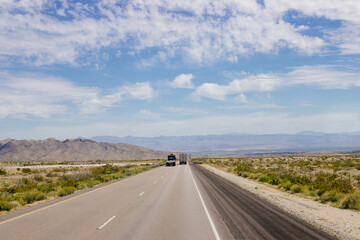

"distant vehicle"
[166,154,176,166]
[179,153,187,165]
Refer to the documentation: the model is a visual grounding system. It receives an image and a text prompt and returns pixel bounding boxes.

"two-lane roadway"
[0,162,334,240]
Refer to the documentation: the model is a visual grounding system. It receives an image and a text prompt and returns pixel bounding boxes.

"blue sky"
[1,0,360,139]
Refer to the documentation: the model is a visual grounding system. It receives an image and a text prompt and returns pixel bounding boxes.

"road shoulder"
[201,164,360,240]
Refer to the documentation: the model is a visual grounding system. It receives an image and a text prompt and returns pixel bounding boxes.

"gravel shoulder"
[201,164,360,240]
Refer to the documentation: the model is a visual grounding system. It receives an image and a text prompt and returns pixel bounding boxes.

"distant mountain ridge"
[90,132,360,154]
[0,138,170,162]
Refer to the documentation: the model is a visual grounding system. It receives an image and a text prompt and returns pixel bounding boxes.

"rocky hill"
[0,138,170,162]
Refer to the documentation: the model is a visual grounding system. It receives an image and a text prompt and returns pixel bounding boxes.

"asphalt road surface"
[0,162,334,240]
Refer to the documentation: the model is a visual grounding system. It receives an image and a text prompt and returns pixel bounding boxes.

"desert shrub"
[258,173,280,185]
[281,180,293,191]
[60,177,78,188]
[259,174,271,183]
[0,169,6,175]
[312,173,353,194]
[317,188,327,196]
[268,173,280,185]
[331,180,353,194]
[53,168,68,173]
[57,187,76,197]
[102,175,114,182]
[36,193,46,201]
[34,175,44,182]
[341,194,360,210]
[290,184,303,193]
[0,200,13,211]
[76,183,86,190]
[320,191,344,203]
[283,173,311,185]
[234,163,253,175]
[22,168,31,174]
[22,192,37,204]
[306,191,318,197]
[94,174,104,182]
[46,172,57,177]
[91,164,120,176]
[38,183,56,193]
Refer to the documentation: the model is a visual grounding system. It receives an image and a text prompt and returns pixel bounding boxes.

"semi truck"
[179,153,188,165]
[166,154,176,166]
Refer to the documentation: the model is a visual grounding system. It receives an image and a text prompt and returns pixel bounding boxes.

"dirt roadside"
[201,164,360,240]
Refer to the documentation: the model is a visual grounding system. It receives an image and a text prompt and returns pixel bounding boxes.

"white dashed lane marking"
[97,216,116,230]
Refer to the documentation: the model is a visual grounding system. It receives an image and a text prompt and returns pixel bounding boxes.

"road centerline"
[139,191,145,196]
[97,216,116,230]
[188,164,221,240]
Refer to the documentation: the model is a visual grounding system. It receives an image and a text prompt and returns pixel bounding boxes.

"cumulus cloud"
[0,71,154,118]
[196,65,360,100]
[169,74,195,89]
[1,0,358,66]
[120,82,155,100]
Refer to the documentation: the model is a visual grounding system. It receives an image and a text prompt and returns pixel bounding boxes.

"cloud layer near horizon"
[0,71,154,118]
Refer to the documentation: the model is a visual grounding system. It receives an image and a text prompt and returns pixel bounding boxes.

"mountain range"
[90,132,360,154]
[0,138,170,162]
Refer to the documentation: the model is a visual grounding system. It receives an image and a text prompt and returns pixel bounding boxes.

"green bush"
[0,200,13,211]
[34,175,44,182]
[341,194,360,210]
[316,188,327,196]
[58,187,76,197]
[306,191,318,197]
[61,178,78,188]
[0,169,7,175]
[36,193,46,201]
[22,192,37,204]
[38,183,56,193]
[259,174,271,183]
[22,168,31,174]
[234,163,253,175]
[281,180,293,191]
[320,191,344,203]
[290,184,303,193]
[258,173,280,185]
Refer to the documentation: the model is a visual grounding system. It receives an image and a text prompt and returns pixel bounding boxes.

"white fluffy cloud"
[1,0,358,66]
[169,74,195,89]
[196,65,360,100]
[0,71,154,118]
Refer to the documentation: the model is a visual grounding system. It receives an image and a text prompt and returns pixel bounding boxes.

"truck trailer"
[179,153,188,165]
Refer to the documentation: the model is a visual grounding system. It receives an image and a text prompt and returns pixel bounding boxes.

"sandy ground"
[202,164,360,240]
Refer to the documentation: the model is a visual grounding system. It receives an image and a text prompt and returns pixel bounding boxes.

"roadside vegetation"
[0,160,163,214]
[199,155,360,211]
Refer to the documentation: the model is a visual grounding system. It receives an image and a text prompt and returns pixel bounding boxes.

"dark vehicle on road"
[179,153,187,165]
[166,154,176,166]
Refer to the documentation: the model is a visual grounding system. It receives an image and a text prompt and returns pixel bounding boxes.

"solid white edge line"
[97,216,116,230]
[188,164,221,240]
[139,191,145,196]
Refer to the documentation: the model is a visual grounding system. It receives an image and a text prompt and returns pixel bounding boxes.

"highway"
[0,162,334,240]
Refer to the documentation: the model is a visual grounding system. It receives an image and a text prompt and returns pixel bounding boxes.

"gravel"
[202,164,360,240]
